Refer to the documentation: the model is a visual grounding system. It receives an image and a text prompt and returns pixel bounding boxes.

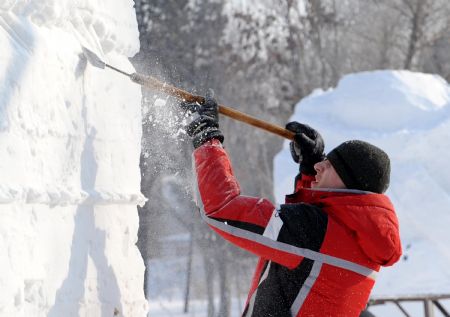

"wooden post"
[424,299,435,317]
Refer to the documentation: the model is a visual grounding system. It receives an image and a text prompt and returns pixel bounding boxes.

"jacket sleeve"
[193,139,304,269]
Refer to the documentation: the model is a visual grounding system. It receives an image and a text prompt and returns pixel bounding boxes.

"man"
[183,91,402,317]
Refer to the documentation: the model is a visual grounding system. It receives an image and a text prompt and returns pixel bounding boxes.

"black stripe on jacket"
[210,217,266,235]
[248,203,328,317]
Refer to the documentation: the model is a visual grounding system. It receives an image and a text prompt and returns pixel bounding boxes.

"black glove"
[285,121,325,175]
[181,89,224,148]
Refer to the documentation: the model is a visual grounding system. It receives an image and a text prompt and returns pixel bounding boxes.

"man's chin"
[311,181,319,188]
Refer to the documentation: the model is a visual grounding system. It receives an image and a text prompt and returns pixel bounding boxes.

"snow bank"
[0,1,147,316]
[274,70,450,296]
[295,70,450,132]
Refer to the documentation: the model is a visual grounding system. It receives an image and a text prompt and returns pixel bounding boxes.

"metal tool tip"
[82,46,106,69]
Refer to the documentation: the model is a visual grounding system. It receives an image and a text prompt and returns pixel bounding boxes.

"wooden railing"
[368,294,450,317]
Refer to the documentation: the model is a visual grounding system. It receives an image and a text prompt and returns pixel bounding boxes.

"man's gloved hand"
[181,89,224,148]
[285,121,325,175]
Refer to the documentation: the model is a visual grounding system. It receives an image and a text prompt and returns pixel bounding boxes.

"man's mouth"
[311,175,320,187]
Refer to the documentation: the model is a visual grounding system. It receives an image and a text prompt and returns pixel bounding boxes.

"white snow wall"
[0,1,147,316]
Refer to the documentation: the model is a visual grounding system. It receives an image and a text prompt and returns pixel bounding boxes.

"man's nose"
[314,162,322,173]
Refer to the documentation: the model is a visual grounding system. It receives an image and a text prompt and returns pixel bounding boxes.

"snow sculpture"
[0,1,147,315]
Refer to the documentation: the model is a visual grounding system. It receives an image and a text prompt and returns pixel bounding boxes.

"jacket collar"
[285,187,368,204]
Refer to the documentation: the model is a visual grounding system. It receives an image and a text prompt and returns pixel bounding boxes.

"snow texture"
[274,70,450,297]
[0,1,147,316]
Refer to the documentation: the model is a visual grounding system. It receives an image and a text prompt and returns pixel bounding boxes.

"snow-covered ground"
[275,70,450,315]
[0,1,147,316]
[147,251,248,317]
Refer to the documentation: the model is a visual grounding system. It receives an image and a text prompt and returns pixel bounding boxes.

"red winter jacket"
[193,140,402,317]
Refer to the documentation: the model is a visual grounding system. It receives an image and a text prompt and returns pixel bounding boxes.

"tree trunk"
[183,233,194,313]
[204,254,215,317]
[217,256,231,317]
[404,0,425,69]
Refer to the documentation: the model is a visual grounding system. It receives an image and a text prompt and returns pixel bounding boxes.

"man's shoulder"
[277,203,328,250]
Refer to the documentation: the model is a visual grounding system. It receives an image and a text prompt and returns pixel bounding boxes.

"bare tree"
[377,0,450,70]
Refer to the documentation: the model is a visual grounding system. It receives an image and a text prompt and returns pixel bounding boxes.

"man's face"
[311,159,346,189]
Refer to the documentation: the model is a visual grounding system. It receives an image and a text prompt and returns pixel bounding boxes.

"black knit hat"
[327,140,391,193]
